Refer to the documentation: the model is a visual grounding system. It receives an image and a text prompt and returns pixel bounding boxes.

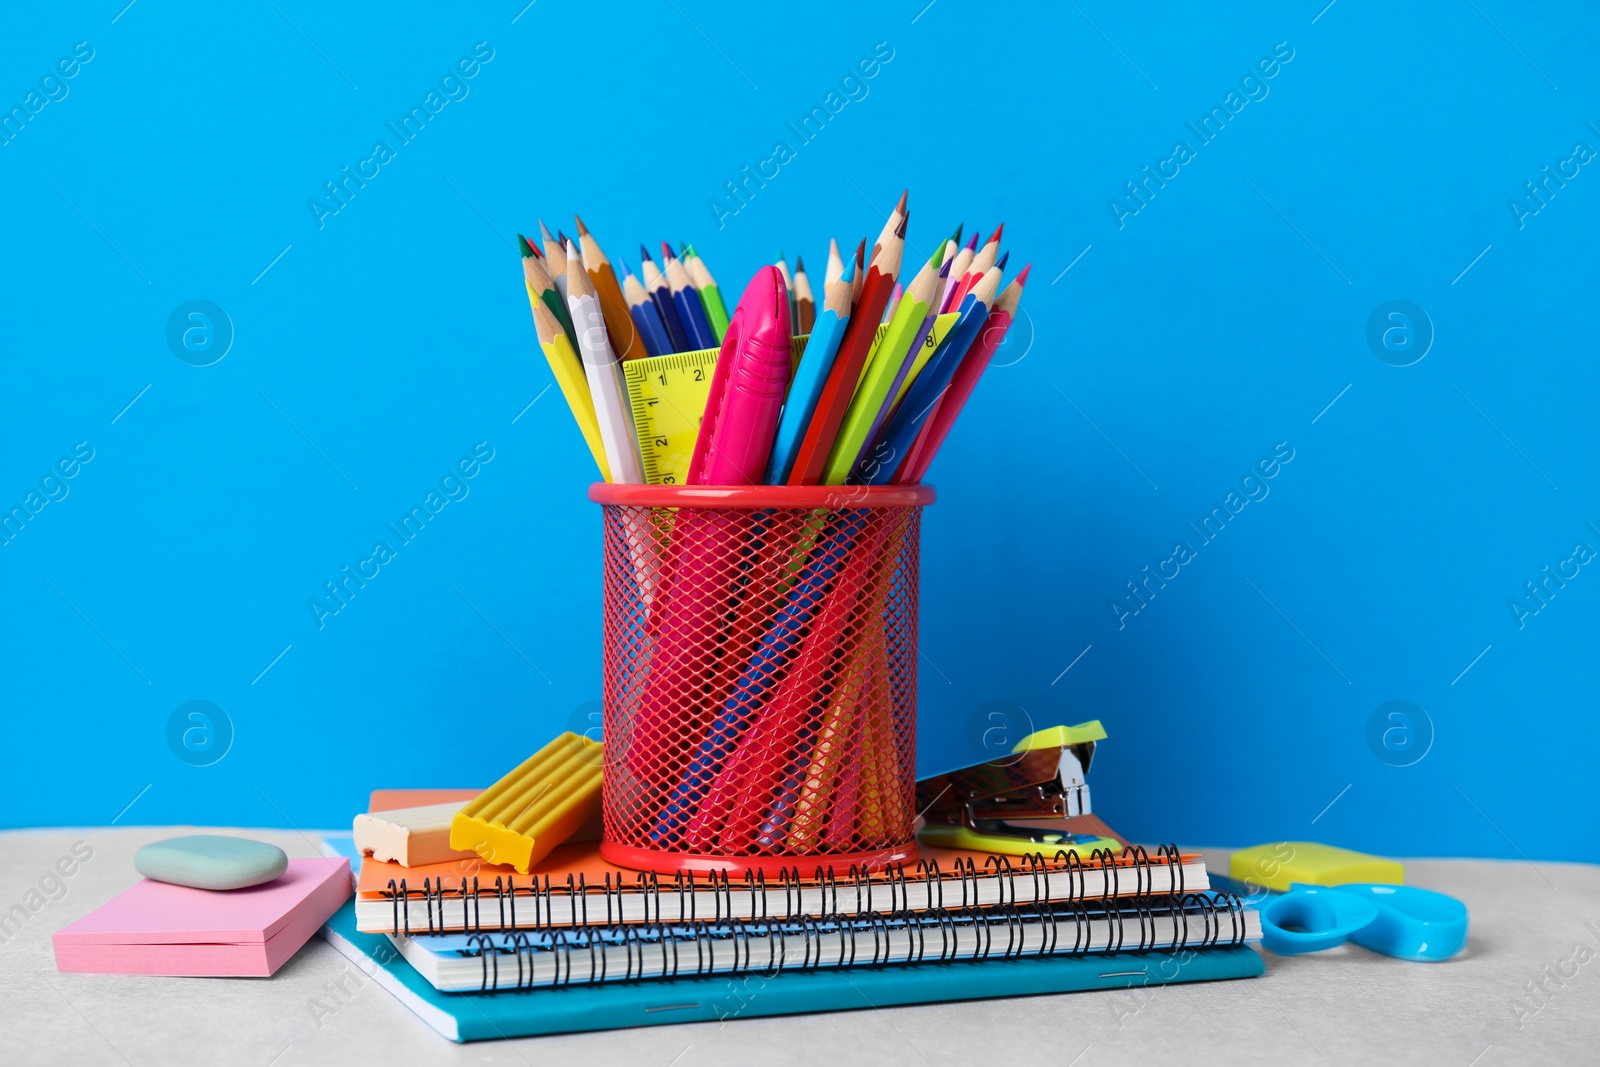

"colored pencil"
[684,253,730,342]
[639,246,690,353]
[519,234,578,351]
[848,238,867,309]
[565,240,643,484]
[793,255,815,335]
[860,266,1001,486]
[539,219,569,303]
[619,258,670,358]
[823,255,938,484]
[941,231,978,312]
[883,282,903,324]
[898,265,1030,483]
[872,189,908,265]
[575,216,647,362]
[766,274,851,483]
[950,222,1002,308]
[786,212,905,485]
[663,245,717,351]
[774,250,796,325]
[863,256,950,459]
[526,289,609,481]
[824,239,844,291]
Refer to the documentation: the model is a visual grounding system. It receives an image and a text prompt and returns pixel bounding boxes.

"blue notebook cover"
[319,900,1263,1042]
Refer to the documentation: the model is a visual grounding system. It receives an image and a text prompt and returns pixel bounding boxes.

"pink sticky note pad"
[53,857,351,977]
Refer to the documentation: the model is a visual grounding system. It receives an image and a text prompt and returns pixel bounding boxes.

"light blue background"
[3,1,1594,863]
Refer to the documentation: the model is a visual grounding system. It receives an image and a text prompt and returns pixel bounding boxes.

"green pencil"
[519,234,578,350]
[684,253,730,343]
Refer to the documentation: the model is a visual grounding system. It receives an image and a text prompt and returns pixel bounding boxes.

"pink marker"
[687,265,792,485]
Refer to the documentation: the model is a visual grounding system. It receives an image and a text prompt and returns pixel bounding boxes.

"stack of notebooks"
[322,791,1261,1042]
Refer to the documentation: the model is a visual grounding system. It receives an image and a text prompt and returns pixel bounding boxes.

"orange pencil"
[575,216,647,362]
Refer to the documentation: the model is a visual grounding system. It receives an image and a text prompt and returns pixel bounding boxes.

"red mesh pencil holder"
[588,483,935,876]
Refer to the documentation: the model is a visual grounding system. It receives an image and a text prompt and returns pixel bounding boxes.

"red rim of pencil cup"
[590,482,933,876]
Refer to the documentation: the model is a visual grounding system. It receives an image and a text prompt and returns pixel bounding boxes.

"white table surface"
[4,827,1595,1065]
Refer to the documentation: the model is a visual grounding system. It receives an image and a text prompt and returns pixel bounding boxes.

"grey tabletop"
[4,827,1595,1066]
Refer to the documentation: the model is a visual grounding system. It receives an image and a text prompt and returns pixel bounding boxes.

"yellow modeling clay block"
[1230,841,1404,893]
[449,733,603,874]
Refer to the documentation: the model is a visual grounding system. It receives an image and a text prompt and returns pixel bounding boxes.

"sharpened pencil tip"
[951,223,963,243]
[640,244,654,263]
[557,230,570,248]
[661,241,677,261]
[617,257,631,278]
[964,232,979,251]
[894,189,908,215]
[517,233,535,257]
[1015,263,1032,285]
[987,222,1004,245]
[996,251,1010,271]
[795,255,806,273]
[937,257,952,277]
[575,215,591,236]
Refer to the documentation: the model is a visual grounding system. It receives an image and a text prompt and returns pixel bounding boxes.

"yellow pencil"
[528,295,610,481]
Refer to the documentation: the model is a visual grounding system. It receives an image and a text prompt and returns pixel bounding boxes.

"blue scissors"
[1258,882,1468,962]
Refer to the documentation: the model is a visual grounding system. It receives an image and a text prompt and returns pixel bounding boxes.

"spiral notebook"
[393,893,1259,992]
[355,836,1209,935]
[321,899,1264,1042]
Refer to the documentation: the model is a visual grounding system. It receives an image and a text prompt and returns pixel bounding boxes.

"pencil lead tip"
[660,241,676,261]
[996,251,1010,271]
[937,257,952,278]
[1015,263,1032,285]
[640,244,654,263]
[795,254,806,272]
[574,215,589,236]
[617,257,631,278]
[988,222,1004,244]
[894,189,908,214]
[964,232,979,251]
[951,223,963,243]
[517,233,535,257]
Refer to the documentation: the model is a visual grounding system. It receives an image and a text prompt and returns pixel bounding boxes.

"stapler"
[915,721,1121,856]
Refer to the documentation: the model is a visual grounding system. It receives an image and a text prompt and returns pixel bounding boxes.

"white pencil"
[565,240,642,484]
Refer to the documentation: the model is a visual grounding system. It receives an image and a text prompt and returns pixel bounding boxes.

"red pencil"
[787,215,906,485]
[949,222,1003,308]
[897,264,1030,483]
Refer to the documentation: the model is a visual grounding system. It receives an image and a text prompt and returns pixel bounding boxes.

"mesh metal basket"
[589,483,934,875]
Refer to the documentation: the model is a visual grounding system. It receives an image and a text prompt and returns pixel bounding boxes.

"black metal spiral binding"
[406,895,1254,1004]
[380,844,1198,936]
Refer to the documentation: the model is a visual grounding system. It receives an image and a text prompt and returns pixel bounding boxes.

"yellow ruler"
[622,313,959,486]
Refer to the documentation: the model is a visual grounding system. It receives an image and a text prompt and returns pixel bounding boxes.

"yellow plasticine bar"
[449,733,604,874]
